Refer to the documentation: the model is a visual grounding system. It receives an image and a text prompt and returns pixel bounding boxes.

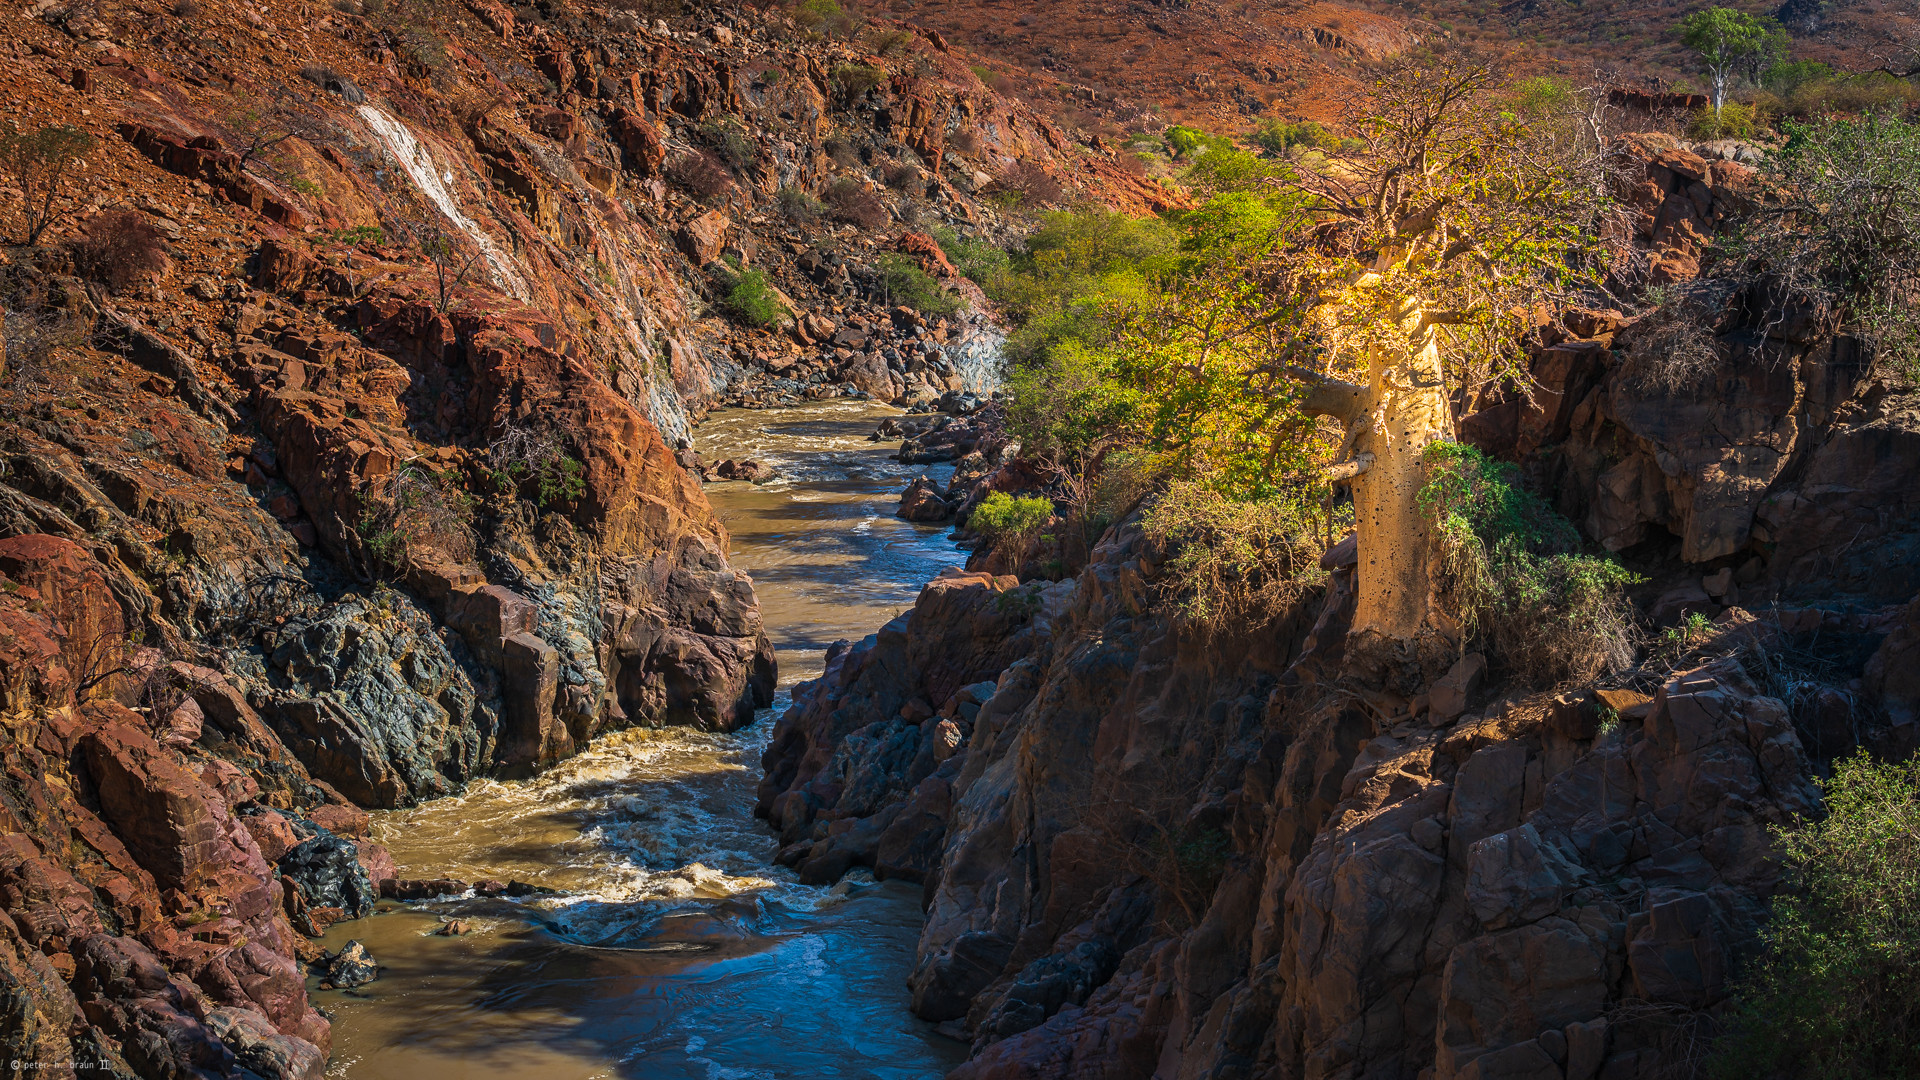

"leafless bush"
[1620,287,1723,392]
[170,0,198,16]
[69,210,170,295]
[667,149,734,200]
[882,161,922,191]
[117,646,187,721]
[823,135,862,168]
[822,177,889,229]
[994,159,1064,206]
[950,128,981,155]
[2,305,85,394]
[355,463,476,574]
[1073,760,1227,932]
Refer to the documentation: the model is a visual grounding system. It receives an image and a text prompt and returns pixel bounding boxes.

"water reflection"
[317,402,966,1080]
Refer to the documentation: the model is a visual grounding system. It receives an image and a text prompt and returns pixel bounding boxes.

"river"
[315,402,968,1080]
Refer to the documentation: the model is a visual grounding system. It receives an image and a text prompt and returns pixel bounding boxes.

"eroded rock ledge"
[757,503,1919,1079]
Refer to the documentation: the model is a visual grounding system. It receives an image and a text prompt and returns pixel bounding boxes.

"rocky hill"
[900,0,1919,132]
[0,0,1169,1072]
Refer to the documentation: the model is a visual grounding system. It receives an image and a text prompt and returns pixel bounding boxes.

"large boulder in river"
[898,476,955,522]
[713,458,777,483]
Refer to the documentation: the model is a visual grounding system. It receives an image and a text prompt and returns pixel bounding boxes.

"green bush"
[535,455,585,507]
[1419,442,1640,686]
[969,491,1054,552]
[932,226,1011,285]
[1250,117,1338,156]
[1505,75,1580,120]
[1709,751,1920,1080]
[874,253,961,315]
[1141,479,1330,632]
[1164,124,1233,160]
[1688,101,1762,139]
[1737,113,1920,381]
[1763,58,1834,95]
[727,268,788,328]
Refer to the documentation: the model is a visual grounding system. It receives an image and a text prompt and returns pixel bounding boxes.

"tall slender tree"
[1680,7,1788,116]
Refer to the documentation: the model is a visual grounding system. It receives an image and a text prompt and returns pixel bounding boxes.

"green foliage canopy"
[1679,6,1789,113]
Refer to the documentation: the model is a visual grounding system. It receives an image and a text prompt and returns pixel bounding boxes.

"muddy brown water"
[316,402,968,1079]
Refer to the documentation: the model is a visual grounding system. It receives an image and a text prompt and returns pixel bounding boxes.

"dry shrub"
[822,176,889,229]
[69,210,169,294]
[776,185,825,221]
[866,28,914,55]
[1620,286,1722,392]
[882,161,922,191]
[702,119,757,170]
[355,463,476,574]
[994,159,1064,206]
[823,135,862,168]
[667,149,734,200]
[2,294,85,396]
[1074,759,1228,932]
[831,63,886,101]
[950,127,981,154]
[1140,479,1327,636]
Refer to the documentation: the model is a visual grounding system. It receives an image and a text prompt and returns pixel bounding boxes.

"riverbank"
[310,403,969,1079]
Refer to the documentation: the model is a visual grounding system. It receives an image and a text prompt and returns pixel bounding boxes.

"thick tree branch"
[1288,366,1370,422]
[1323,453,1375,482]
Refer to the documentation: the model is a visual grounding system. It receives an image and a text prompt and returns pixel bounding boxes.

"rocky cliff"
[754,135,1920,1079]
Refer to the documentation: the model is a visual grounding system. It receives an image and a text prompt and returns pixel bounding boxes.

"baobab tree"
[1264,53,1618,673]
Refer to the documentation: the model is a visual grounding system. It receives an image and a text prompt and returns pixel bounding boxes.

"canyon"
[0,0,1915,1077]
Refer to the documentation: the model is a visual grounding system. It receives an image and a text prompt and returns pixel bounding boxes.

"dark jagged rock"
[275,816,377,920]
[322,941,378,989]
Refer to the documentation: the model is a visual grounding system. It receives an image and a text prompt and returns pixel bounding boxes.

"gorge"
[1,0,1918,1077]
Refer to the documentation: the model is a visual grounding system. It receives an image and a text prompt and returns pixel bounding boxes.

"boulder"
[1430,652,1487,721]
[897,476,954,522]
[276,815,376,920]
[323,941,378,989]
[676,210,731,265]
[712,458,777,483]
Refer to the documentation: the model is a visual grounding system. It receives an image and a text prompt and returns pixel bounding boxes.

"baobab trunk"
[1303,298,1456,677]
